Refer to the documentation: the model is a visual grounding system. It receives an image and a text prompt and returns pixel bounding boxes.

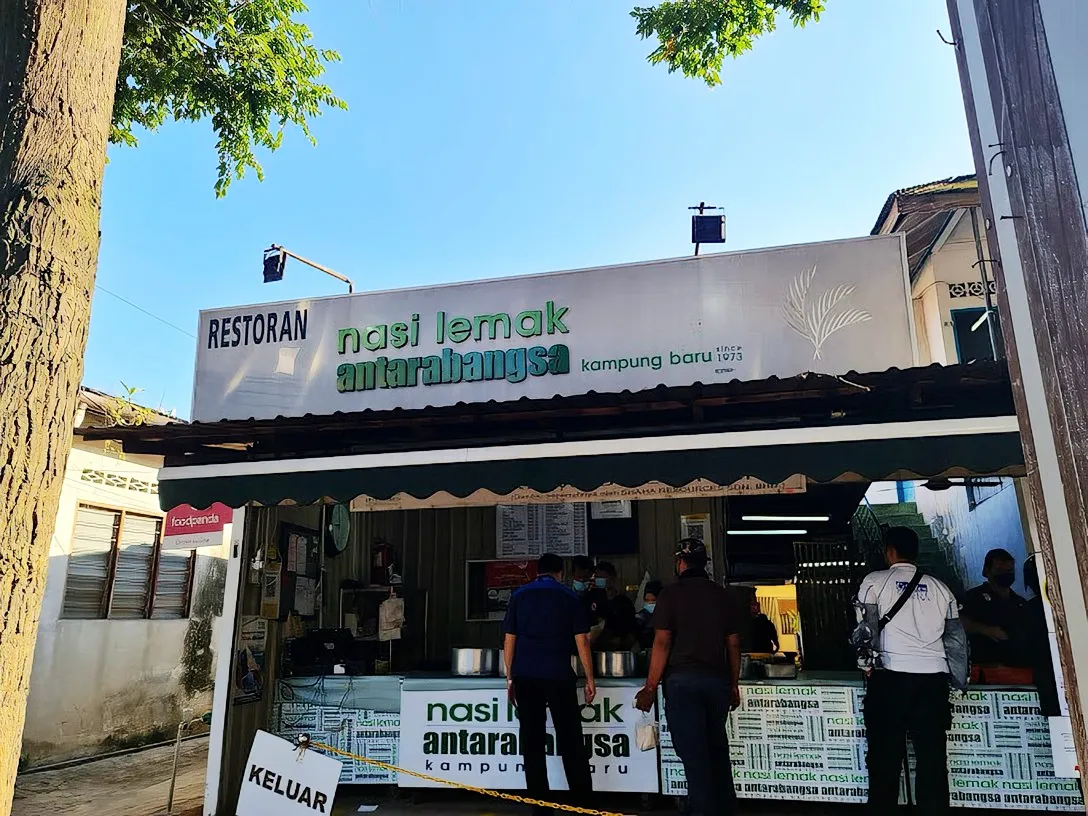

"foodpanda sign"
[162,502,234,550]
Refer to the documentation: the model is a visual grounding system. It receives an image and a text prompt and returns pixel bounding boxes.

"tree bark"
[0,1,126,811]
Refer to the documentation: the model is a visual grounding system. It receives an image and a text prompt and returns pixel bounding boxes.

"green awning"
[157,427,1024,510]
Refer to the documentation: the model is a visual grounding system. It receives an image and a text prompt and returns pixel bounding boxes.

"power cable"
[95,284,197,340]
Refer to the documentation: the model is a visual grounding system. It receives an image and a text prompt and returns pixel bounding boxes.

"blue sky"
[87,0,973,417]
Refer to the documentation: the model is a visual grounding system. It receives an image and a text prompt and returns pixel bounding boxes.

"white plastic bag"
[635,711,659,752]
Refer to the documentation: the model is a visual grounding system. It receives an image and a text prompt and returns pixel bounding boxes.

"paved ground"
[11,740,1056,815]
[13,737,207,816]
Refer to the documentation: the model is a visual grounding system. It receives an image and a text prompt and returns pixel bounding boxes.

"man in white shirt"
[856,526,967,814]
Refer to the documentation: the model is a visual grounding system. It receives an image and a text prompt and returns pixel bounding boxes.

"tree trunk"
[0,1,126,811]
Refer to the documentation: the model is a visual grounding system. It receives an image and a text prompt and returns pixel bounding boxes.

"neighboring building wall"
[865,478,1029,597]
[22,440,228,766]
[910,211,995,365]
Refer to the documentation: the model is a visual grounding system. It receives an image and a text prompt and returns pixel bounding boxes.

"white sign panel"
[398,685,658,792]
[193,237,912,421]
[274,705,401,785]
[590,501,632,520]
[496,503,588,559]
[237,730,341,815]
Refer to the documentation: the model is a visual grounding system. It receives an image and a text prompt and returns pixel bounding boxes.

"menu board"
[659,686,1083,811]
[273,702,400,785]
[495,503,587,559]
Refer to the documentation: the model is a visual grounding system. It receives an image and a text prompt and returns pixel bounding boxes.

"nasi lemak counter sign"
[192,236,912,422]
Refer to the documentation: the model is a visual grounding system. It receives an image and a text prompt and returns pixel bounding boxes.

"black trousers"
[863,670,951,813]
[664,673,737,816]
[513,676,592,814]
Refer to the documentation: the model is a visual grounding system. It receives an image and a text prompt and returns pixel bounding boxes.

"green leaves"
[631,0,824,86]
[112,0,346,196]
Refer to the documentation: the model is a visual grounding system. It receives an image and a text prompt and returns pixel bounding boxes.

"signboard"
[679,513,714,579]
[237,730,340,815]
[398,684,658,792]
[192,236,913,422]
[350,476,807,512]
[496,503,588,559]
[590,501,632,520]
[659,686,1083,810]
[274,704,401,785]
[162,502,233,550]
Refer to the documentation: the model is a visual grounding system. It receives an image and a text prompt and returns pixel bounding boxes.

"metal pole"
[968,207,1003,360]
[274,245,356,293]
[694,201,705,256]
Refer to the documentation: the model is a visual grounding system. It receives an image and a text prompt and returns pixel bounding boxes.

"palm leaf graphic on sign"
[782,265,872,360]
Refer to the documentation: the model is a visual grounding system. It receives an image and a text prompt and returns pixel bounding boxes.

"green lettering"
[526,346,548,377]
[447,317,472,343]
[336,363,356,392]
[612,734,630,757]
[363,324,387,351]
[463,351,484,381]
[337,328,360,355]
[483,349,505,380]
[469,732,486,754]
[355,361,377,391]
[423,732,439,754]
[387,358,408,387]
[505,348,528,383]
[427,703,448,722]
[450,703,472,723]
[421,355,442,385]
[390,322,410,349]
[546,301,569,334]
[435,311,446,344]
[501,733,517,755]
[548,344,570,375]
[473,312,512,341]
[516,310,543,337]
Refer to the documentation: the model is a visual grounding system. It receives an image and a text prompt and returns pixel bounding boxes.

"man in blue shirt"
[503,553,596,814]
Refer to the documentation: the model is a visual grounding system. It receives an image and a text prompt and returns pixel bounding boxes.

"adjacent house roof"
[77,386,180,430]
[871,174,980,280]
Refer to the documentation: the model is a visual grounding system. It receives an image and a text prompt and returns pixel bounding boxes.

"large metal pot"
[594,651,637,677]
[451,647,498,676]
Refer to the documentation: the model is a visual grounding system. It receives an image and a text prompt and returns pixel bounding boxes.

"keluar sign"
[192,236,913,422]
[237,730,340,815]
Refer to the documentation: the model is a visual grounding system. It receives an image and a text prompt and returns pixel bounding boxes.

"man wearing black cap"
[635,539,741,816]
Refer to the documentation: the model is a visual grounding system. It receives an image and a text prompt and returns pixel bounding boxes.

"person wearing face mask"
[635,580,663,649]
[571,555,595,596]
[960,548,1031,676]
[590,561,637,651]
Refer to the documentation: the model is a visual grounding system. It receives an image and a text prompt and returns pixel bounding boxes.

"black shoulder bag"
[852,568,924,672]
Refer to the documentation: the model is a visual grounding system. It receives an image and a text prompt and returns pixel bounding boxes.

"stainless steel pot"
[594,651,637,677]
[451,647,498,676]
[763,662,798,679]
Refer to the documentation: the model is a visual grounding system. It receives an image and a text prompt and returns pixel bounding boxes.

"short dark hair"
[645,580,664,597]
[984,548,1015,572]
[884,526,919,562]
[537,552,563,575]
[594,561,617,577]
[572,555,595,573]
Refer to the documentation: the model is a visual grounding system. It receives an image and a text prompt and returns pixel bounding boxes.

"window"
[951,307,997,364]
[62,505,194,620]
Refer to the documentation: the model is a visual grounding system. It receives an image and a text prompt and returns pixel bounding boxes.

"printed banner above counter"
[193,236,912,422]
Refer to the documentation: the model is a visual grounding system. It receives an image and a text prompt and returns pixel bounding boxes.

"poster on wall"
[485,560,538,619]
[398,684,658,792]
[233,616,268,704]
[496,503,587,559]
[192,236,913,422]
[679,513,714,579]
[274,704,401,785]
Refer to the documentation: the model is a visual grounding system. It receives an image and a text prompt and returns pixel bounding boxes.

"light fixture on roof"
[741,515,830,522]
[262,244,354,293]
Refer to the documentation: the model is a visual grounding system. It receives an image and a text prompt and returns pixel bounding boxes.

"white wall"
[22,441,228,765]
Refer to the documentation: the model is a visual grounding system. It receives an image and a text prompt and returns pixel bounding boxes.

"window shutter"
[62,507,119,619]
[152,552,193,619]
[109,513,160,619]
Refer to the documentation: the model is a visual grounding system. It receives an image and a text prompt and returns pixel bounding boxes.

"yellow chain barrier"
[307,739,635,816]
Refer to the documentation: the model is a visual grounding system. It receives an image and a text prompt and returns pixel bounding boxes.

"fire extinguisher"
[371,539,393,585]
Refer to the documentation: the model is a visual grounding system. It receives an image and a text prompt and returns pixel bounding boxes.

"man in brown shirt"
[635,539,741,816]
